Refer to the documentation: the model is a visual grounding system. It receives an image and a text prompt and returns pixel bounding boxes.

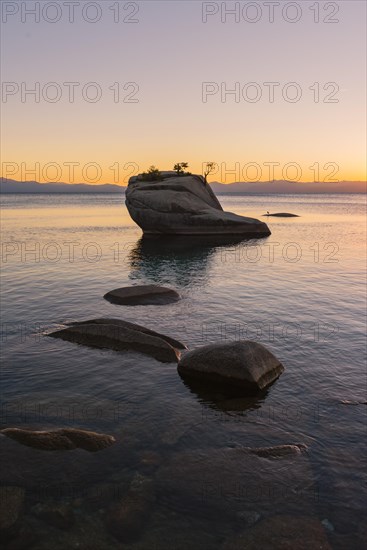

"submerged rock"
[160,416,199,447]
[235,510,261,527]
[178,341,284,393]
[138,450,163,473]
[0,486,25,533]
[322,518,335,532]
[0,428,116,452]
[2,521,38,550]
[126,174,271,237]
[222,515,331,549]
[244,443,307,459]
[84,481,126,512]
[50,319,182,363]
[156,446,317,518]
[106,473,155,543]
[340,400,367,406]
[316,446,366,536]
[31,501,74,529]
[104,284,181,305]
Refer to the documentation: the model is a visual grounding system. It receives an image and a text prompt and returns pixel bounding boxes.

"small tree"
[174,162,189,175]
[203,162,216,183]
[141,165,162,181]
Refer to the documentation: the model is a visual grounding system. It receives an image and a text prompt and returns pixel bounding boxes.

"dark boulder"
[104,285,180,306]
[178,341,284,393]
[263,213,299,217]
[50,319,183,363]
[69,318,186,350]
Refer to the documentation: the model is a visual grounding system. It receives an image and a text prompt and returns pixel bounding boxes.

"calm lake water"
[1,193,366,549]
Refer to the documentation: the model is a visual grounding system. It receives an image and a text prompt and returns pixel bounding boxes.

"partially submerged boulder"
[31,501,75,529]
[104,284,180,305]
[178,341,284,393]
[126,174,271,237]
[50,318,184,363]
[68,318,186,350]
[243,443,307,459]
[340,400,367,406]
[263,212,299,217]
[0,428,116,452]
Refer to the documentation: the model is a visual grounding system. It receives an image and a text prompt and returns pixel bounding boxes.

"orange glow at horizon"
[1,157,366,185]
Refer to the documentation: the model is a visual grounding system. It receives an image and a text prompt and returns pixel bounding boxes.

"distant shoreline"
[1,191,366,196]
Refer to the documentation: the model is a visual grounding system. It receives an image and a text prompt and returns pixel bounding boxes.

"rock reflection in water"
[128,235,264,287]
[178,374,270,415]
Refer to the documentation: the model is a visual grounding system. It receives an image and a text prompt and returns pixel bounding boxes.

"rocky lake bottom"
[1,193,366,549]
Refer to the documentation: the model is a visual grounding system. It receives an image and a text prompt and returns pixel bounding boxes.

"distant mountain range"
[0,178,365,194]
[210,180,366,194]
[0,178,123,194]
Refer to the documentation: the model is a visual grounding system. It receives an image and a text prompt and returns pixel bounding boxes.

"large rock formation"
[125,174,271,237]
[178,341,284,393]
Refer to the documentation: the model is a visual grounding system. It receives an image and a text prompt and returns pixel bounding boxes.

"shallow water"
[1,193,366,548]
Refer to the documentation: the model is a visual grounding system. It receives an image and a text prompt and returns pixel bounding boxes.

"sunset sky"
[1,0,366,184]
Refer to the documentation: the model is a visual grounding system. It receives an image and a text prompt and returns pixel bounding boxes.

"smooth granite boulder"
[50,319,183,363]
[125,174,271,237]
[104,284,180,305]
[178,341,284,393]
[68,318,187,350]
